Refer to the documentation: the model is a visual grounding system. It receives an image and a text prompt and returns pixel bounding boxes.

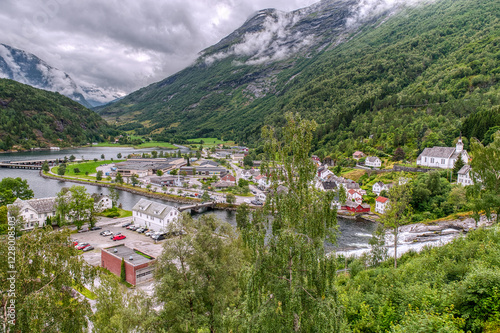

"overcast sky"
[0,0,319,94]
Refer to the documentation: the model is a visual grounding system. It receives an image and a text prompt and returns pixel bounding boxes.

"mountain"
[0,44,121,108]
[0,78,118,151]
[98,0,500,157]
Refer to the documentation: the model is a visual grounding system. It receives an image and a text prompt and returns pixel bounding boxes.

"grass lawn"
[133,141,177,149]
[52,160,123,178]
[186,137,236,147]
[98,208,132,218]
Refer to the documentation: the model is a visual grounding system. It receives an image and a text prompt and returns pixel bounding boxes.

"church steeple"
[456,134,463,154]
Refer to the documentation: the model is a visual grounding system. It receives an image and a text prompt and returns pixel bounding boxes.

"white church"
[416,137,469,169]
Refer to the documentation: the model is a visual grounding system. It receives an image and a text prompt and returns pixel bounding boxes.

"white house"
[132,199,180,233]
[257,192,267,202]
[8,197,57,230]
[372,181,384,195]
[8,194,112,230]
[365,156,382,168]
[457,165,474,186]
[347,189,363,204]
[375,196,389,214]
[416,138,469,169]
[92,194,113,212]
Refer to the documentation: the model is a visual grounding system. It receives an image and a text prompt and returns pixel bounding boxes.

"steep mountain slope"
[0,44,122,107]
[0,79,118,151]
[99,0,500,157]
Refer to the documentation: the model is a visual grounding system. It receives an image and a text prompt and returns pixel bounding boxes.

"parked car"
[90,226,102,231]
[76,243,90,250]
[152,233,166,241]
[251,200,263,206]
[101,230,113,236]
[122,222,132,228]
[136,227,146,233]
[127,225,137,230]
[82,245,94,252]
[112,234,126,241]
[144,230,154,237]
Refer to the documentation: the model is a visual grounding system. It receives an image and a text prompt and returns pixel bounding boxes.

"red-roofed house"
[353,151,366,160]
[342,200,371,213]
[375,196,389,214]
[347,189,363,204]
[221,174,236,184]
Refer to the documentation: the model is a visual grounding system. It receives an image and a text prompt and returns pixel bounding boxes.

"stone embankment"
[398,215,495,244]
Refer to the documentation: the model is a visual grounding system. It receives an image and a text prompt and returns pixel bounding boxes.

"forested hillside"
[99,0,500,159]
[0,79,118,150]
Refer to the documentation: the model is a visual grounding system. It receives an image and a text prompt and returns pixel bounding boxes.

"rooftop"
[103,244,155,266]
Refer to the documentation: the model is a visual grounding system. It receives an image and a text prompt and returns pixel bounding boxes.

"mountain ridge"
[98,0,500,158]
[0,43,122,108]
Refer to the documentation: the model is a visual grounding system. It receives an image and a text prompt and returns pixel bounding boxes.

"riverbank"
[40,170,239,211]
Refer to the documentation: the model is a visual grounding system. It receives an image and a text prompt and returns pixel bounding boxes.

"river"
[0,146,380,252]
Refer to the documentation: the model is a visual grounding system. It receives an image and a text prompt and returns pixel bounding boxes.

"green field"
[186,138,235,147]
[90,141,176,149]
[52,160,123,178]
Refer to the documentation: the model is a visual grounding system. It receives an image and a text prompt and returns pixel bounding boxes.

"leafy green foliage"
[0,79,118,150]
[0,177,34,206]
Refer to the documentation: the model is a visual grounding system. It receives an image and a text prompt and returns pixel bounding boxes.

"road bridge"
[179,202,216,214]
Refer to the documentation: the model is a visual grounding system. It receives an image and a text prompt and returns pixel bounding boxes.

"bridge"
[179,202,216,214]
[0,162,43,169]
[0,158,72,169]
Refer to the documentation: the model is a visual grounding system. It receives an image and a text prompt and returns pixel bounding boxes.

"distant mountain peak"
[0,43,121,108]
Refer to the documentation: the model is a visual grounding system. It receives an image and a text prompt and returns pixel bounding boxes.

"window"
[441,159,445,164]
[424,157,427,162]
[430,158,434,163]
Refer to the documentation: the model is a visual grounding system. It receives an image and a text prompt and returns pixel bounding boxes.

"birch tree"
[241,113,344,332]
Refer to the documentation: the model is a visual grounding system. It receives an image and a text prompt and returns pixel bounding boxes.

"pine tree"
[120,258,126,283]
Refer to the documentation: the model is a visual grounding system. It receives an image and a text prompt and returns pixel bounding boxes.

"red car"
[112,234,126,241]
[76,243,90,250]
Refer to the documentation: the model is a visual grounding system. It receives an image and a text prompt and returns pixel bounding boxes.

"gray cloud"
[0,0,318,94]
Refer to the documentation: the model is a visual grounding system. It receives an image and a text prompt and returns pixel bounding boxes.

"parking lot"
[74,218,166,266]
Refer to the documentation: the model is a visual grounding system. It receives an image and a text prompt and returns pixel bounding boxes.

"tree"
[117,152,122,159]
[109,186,120,208]
[369,223,388,266]
[101,154,105,160]
[243,154,254,167]
[170,169,178,175]
[120,258,126,282]
[381,177,412,268]
[57,163,67,176]
[393,147,406,161]
[201,191,210,202]
[69,154,76,161]
[177,150,182,158]
[115,172,124,184]
[0,228,95,332]
[68,186,94,229]
[186,155,191,166]
[469,132,500,223]
[453,154,465,180]
[151,150,158,158]
[96,170,103,181]
[154,214,247,332]
[130,174,139,186]
[42,160,49,173]
[241,113,343,332]
[56,188,71,226]
[338,184,347,205]
[0,177,34,206]
[156,169,163,176]
[73,167,80,174]
[92,274,156,332]
[226,193,236,204]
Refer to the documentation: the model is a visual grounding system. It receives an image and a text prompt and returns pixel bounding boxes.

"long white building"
[132,199,180,232]
[416,138,469,169]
